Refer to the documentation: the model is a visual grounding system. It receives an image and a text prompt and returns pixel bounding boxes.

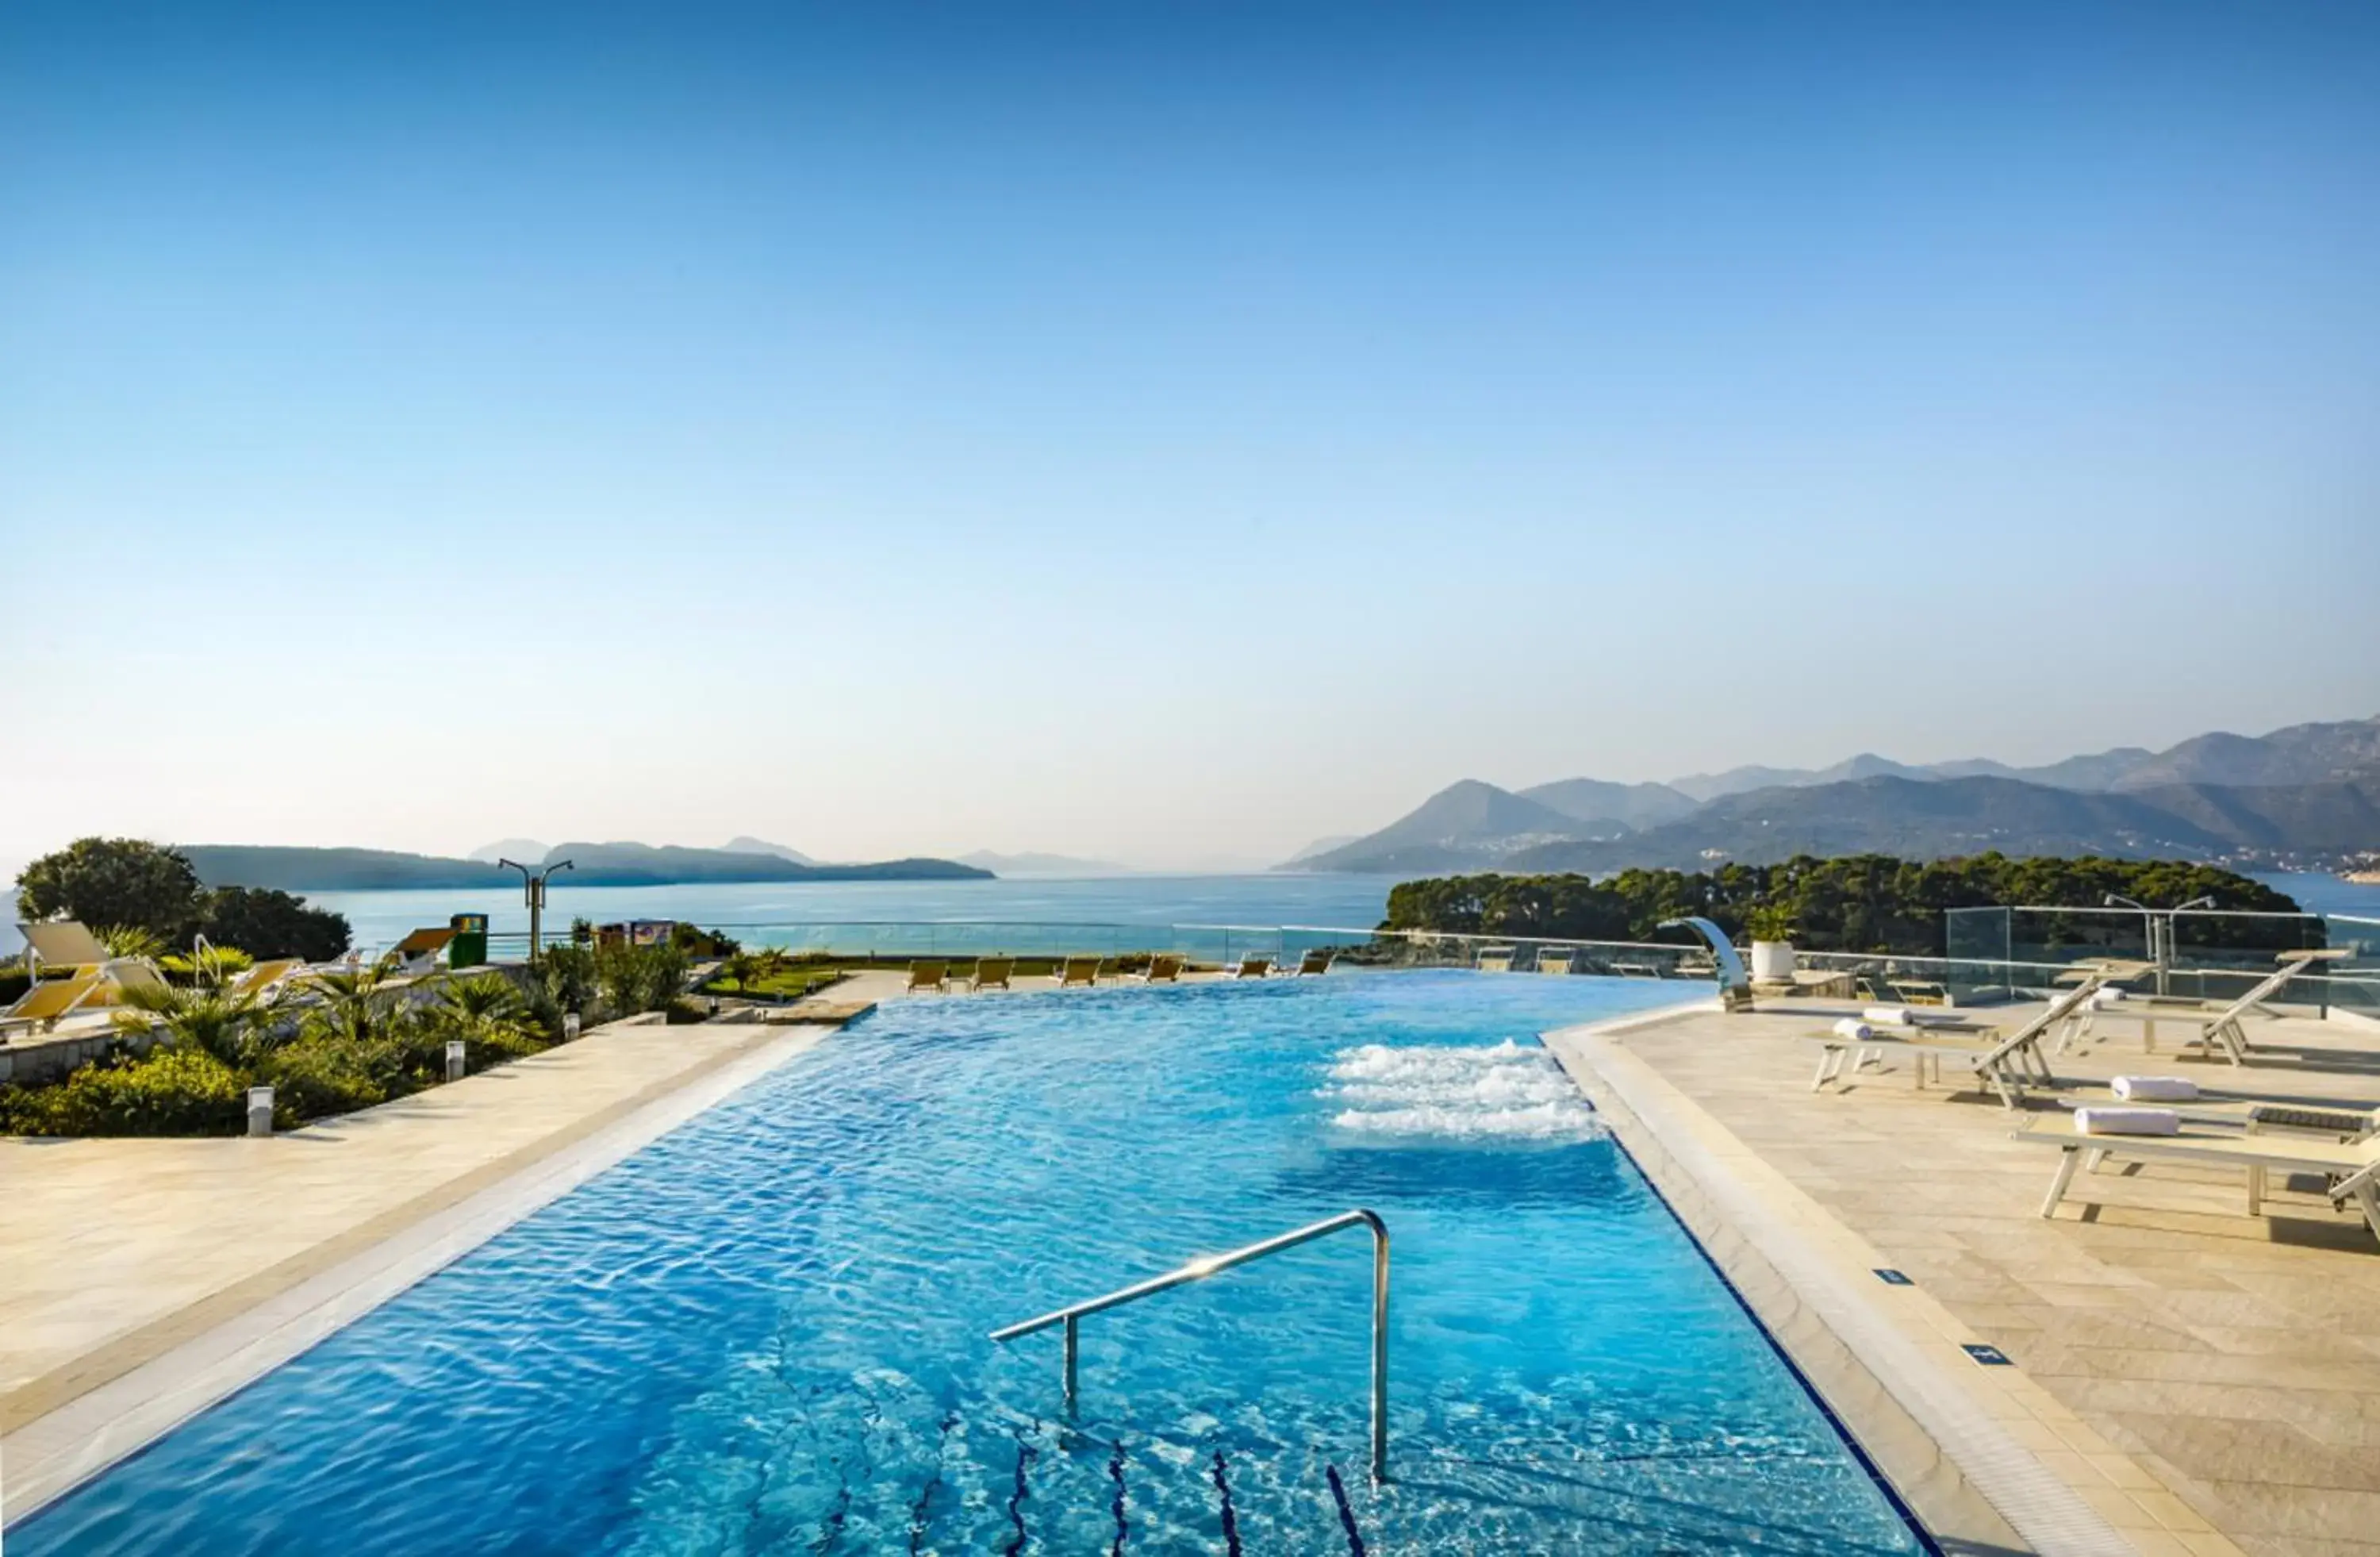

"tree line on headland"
[1381,853,2307,955]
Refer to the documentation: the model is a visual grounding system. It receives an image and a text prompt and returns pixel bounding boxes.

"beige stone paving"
[1580,996,2380,1557]
[0,1015,823,1436]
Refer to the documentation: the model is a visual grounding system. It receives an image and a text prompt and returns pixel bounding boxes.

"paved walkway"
[1558,995,2380,1557]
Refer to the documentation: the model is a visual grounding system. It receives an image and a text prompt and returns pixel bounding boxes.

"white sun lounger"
[2058,1090,2380,1140]
[2065,949,2344,1064]
[1810,978,2102,1109]
[2017,1118,2380,1242]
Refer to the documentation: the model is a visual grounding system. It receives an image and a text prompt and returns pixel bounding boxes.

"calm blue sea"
[304,874,1403,955]
[6,871,2374,959]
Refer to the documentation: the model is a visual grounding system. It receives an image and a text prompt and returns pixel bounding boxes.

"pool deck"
[1549,994,2380,1557]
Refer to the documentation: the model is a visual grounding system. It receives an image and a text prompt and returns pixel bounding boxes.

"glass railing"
[416,922,1718,982]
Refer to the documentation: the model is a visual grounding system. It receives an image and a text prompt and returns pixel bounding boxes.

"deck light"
[246,1086,274,1137]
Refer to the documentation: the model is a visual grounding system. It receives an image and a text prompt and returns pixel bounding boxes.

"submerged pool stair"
[947,1434,1372,1555]
[989,1208,1392,1484]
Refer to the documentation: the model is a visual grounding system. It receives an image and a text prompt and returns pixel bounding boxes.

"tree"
[198,886,351,961]
[16,838,202,941]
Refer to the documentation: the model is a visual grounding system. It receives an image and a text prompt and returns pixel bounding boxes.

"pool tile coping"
[1546,1001,2245,1557]
[0,1024,834,1526]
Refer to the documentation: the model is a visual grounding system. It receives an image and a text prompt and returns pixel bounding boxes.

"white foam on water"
[1320,1039,1604,1143]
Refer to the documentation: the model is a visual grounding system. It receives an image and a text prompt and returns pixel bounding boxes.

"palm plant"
[429,973,541,1054]
[113,980,284,1067]
[97,925,168,961]
[159,944,255,987]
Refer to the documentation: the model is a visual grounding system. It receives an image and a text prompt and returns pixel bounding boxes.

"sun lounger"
[17,921,109,976]
[1057,955,1103,988]
[1,973,106,1034]
[231,959,307,998]
[969,957,1014,992]
[1809,978,2102,1109]
[2059,1081,2380,1141]
[1295,950,1334,976]
[2065,951,2343,1064]
[1226,956,1272,979]
[2017,1117,2380,1241]
[1536,951,1574,976]
[1475,945,1515,973]
[1130,953,1184,984]
[907,960,949,994]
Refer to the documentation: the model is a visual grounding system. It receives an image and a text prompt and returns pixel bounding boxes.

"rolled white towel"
[2073,1106,2181,1136]
[1831,1018,1875,1041]
[2090,986,2129,1007]
[2111,1075,2198,1102]
[1863,1005,1918,1028]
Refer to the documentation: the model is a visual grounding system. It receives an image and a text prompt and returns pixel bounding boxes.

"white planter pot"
[1749,940,1797,981]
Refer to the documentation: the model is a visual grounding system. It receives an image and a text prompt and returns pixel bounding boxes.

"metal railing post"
[1063,1313,1079,1417]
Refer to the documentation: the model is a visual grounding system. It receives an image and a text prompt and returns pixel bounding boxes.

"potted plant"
[1745,903,1798,982]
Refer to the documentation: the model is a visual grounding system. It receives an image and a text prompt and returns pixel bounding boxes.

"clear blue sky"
[2,2,2375,870]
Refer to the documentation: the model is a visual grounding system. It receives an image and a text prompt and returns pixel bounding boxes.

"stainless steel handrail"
[990,1208,1391,1482]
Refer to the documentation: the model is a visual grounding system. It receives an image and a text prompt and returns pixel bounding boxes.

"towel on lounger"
[2090,986,2129,1008]
[1831,1018,1874,1041]
[2073,1107,2181,1136]
[1863,1005,1918,1028]
[2111,1075,2198,1102]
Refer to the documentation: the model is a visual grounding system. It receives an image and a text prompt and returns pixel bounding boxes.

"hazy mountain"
[956,851,1138,877]
[468,838,549,863]
[1293,714,2380,875]
[1518,778,1699,830]
[188,846,505,892]
[2109,717,2380,791]
[1282,834,1360,865]
[1295,782,1593,874]
[1923,748,2159,790]
[723,836,819,866]
[1499,774,2380,873]
[180,842,990,892]
[544,842,989,886]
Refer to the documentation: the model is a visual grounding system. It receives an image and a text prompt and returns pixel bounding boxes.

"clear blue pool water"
[17,973,1927,1555]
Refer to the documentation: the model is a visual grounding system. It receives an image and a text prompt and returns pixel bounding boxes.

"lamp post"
[497,858,574,964]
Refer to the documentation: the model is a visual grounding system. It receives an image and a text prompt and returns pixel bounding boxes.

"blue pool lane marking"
[1325,1464,1370,1556]
[1962,1344,2015,1367]
[1873,1268,1914,1286]
[1211,1450,1243,1556]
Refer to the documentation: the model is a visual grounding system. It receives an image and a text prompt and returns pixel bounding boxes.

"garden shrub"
[0,1048,248,1137]
[263,1037,397,1123]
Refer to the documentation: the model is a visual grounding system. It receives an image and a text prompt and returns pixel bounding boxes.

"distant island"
[181,842,992,893]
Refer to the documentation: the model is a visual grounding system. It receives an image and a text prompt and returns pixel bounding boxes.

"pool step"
[923,1436,1368,1553]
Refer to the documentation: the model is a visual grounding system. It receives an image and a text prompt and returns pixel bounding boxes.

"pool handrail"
[990,1208,1390,1482]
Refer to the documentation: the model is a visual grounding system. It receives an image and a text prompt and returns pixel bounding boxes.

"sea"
[4,871,2375,959]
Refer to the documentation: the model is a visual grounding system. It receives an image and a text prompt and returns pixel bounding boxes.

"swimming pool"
[17,973,1927,1554]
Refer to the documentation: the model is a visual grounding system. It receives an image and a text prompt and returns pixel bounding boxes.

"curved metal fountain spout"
[1659,917,1752,1010]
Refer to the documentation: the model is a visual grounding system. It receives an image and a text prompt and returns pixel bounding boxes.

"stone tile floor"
[1598,997,2380,1557]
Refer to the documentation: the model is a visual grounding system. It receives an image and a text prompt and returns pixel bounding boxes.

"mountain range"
[183,841,990,893]
[1290,716,2380,875]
